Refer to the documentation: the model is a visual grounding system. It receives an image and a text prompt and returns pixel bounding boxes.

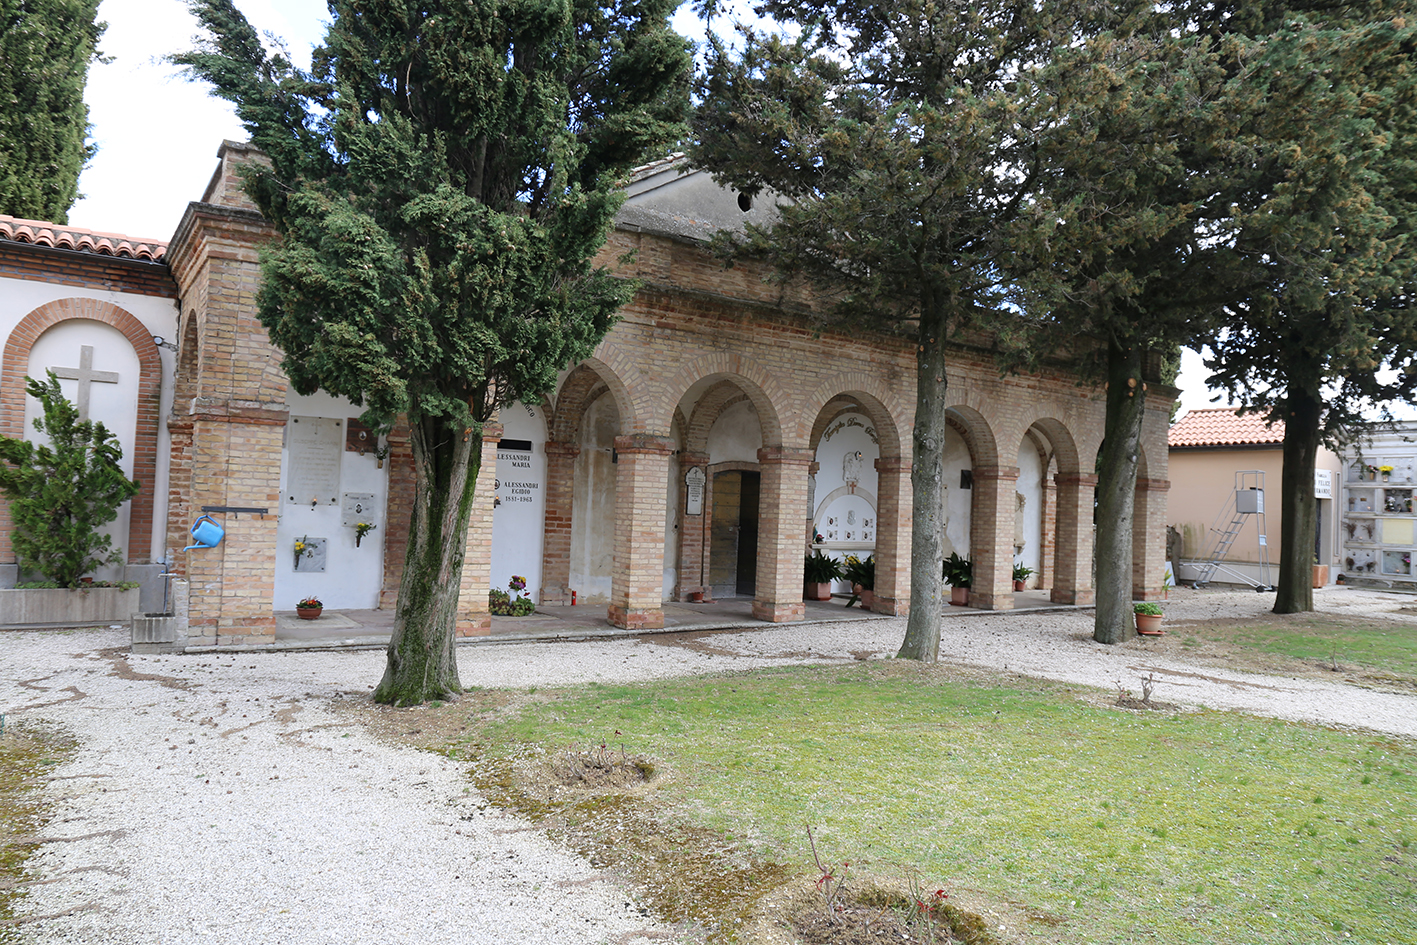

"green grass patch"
[463,663,1417,945]
[1173,612,1417,682]
[0,720,75,943]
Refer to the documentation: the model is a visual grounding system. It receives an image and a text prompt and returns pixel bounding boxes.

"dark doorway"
[709,470,761,598]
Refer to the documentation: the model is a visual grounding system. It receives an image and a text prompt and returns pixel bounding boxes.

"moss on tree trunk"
[898,302,950,662]
[1094,337,1145,645]
[1273,389,1322,614]
[374,415,482,706]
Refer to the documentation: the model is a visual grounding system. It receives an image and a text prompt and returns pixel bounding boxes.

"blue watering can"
[184,514,225,551]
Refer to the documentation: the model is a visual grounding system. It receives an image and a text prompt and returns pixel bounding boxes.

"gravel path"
[5,586,1414,943]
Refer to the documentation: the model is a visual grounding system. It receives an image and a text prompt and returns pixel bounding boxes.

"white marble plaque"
[685,466,707,516]
[286,416,343,506]
[340,492,378,527]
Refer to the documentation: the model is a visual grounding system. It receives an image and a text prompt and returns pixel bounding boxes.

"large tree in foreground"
[1205,9,1417,614]
[1003,16,1240,642]
[0,0,106,222]
[691,0,1095,661]
[177,0,690,704]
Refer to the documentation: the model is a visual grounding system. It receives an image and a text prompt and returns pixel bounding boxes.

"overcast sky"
[66,0,1229,416]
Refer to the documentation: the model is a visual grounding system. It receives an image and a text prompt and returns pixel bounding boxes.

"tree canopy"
[177,0,691,703]
[0,0,106,223]
[691,0,1108,661]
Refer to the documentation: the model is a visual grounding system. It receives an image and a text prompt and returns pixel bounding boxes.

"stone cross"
[52,345,119,421]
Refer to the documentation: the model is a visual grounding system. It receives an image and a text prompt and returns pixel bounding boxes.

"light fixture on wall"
[151,335,177,352]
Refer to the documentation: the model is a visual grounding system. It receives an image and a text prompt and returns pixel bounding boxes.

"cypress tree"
[0,0,106,223]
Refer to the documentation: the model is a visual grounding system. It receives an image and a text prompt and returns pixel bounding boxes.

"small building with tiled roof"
[1168,407,1343,588]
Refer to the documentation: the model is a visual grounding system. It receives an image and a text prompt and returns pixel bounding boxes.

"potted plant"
[1134,601,1164,635]
[490,576,535,616]
[804,550,841,601]
[942,552,972,606]
[841,554,875,609]
[1312,555,1328,589]
[1012,562,1033,591]
[296,596,323,619]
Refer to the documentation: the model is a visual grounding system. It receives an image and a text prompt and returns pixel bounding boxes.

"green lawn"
[1171,612,1417,683]
[456,663,1417,945]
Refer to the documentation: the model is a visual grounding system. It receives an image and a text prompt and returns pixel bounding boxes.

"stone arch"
[1,298,162,564]
[550,359,635,445]
[658,353,786,447]
[944,404,999,469]
[1024,417,1082,476]
[683,380,758,456]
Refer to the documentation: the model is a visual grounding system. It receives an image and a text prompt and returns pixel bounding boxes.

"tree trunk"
[1094,337,1145,644]
[1273,388,1322,614]
[897,302,950,661]
[374,414,482,705]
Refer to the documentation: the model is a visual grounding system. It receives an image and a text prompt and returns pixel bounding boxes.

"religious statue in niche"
[1013,492,1028,555]
[843,450,864,491]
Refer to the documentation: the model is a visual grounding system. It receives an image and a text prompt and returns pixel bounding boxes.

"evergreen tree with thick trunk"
[177,0,690,704]
[691,0,1102,661]
[0,0,105,222]
[1204,8,1417,614]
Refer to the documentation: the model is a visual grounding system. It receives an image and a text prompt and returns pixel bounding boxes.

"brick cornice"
[757,446,815,466]
[972,465,1020,482]
[1136,477,1171,492]
[1055,472,1100,487]
[614,433,675,456]
[189,399,289,426]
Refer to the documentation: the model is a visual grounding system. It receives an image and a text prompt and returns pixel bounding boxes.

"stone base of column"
[965,592,1014,612]
[870,595,907,616]
[456,616,492,637]
[539,585,570,606]
[752,600,805,622]
[1051,588,1096,606]
[215,617,275,647]
[608,604,664,630]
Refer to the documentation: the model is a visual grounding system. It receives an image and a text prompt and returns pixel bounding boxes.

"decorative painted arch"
[0,298,162,563]
[656,352,787,446]
[803,373,905,459]
[549,358,636,445]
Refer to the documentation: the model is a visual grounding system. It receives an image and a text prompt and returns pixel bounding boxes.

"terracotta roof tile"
[0,214,167,262]
[1169,408,1284,448]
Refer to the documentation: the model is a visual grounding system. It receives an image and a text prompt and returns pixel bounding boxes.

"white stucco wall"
[941,426,973,558]
[571,390,619,602]
[706,399,762,463]
[490,401,547,603]
[1015,442,1044,586]
[272,390,389,611]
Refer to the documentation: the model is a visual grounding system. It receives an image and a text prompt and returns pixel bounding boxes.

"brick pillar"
[1039,472,1058,590]
[378,418,413,611]
[872,456,911,615]
[1133,477,1171,601]
[184,405,287,646]
[675,451,710,600]
[1052,472,1097,605]
[539,440,580,605]
[456,422,502,636]
[608,434,674,629]
[753,446,814,622]
[164,418,195,577]
[969,465,1019,611]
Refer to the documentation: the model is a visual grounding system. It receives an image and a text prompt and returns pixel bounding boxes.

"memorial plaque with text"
[286,416,343,506]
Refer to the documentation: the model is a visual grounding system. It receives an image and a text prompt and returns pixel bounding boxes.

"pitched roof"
[0,214,167,263]
[1169,408,1285,448]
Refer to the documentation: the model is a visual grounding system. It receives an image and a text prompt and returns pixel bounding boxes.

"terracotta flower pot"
[296,606,322,620]
[950,587,969,607]
[1135,613,1164,635]
[1312,565,1328,588]
[1013,580,1025,591]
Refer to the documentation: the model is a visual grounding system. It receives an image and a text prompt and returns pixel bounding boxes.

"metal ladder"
[1190,470,1274,590]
